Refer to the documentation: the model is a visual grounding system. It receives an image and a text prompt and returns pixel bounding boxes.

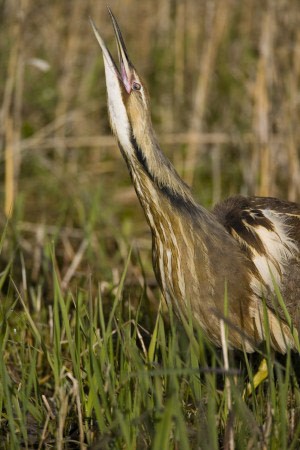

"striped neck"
[121,126,197,212]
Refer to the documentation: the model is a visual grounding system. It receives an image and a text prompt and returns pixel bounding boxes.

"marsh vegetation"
[1,0,300,448]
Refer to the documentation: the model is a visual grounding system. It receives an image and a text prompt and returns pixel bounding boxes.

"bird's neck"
[122,125,198,216]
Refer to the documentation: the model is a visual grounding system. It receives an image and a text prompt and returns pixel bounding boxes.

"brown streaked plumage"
[91,11,300,353]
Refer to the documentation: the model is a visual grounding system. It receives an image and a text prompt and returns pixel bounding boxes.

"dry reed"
[0,0,299,278]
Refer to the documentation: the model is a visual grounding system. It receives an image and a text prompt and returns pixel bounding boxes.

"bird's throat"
[127,131,196,211]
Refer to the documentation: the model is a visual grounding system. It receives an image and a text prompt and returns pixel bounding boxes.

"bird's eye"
[132,81,141,91]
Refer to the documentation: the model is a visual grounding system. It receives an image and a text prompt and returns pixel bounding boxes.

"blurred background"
[1,0,300,303]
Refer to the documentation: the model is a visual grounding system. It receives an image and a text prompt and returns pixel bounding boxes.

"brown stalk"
[185,0,231,187]
[54,0,88,160]
[4,117,14,217]
[287,30,300,201]
[2,4,25,217]
[253,10,274,197]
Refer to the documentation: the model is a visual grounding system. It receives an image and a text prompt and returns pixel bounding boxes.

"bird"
[90,10,300,356]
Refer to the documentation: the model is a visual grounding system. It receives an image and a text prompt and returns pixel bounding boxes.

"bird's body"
[91,12,300,353]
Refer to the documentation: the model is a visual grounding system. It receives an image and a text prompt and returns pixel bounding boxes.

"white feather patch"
[102,56,133,155]
[250,209,298,291]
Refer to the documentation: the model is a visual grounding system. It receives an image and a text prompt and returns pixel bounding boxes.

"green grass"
[0,223,300,449]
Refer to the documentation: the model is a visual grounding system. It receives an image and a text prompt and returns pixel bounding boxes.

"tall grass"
[0,238,300,448]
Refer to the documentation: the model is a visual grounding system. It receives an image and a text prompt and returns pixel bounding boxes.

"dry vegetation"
[1,0,300,448]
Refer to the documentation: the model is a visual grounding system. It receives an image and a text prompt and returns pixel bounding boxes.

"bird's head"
[90,9,151,155]
[90,10,192,200]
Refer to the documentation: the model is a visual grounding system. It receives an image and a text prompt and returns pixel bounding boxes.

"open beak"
[90,8,134,94]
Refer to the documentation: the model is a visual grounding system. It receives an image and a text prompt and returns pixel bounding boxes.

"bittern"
[91,11,300,355]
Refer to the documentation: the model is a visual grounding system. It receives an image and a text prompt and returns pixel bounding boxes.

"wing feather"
[213,195,300,328]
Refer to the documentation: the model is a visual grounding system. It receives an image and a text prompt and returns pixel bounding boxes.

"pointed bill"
[90,14,133,154]
[89,17,120,79]
[107,8,133,94]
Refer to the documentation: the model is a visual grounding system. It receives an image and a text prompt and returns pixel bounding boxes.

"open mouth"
[90,8,133,94]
